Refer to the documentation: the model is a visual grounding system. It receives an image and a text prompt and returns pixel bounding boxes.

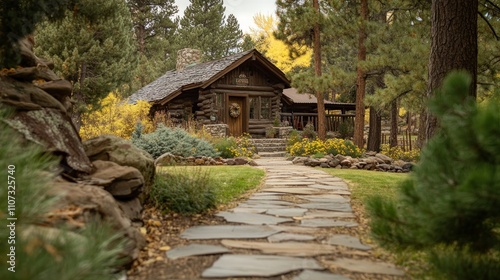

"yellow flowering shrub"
[288,138,363,158]
[380,144,420,162]
[229,133,257,158]
[80,92,154,140]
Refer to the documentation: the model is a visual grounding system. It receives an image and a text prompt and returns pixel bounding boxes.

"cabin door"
[228,96,246,137]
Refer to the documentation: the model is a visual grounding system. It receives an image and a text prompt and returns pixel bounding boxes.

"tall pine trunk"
[367,107,381,152]
[71,62,87,132]
[390,99,398,147]
[313,0,326,140]
[421,0,478,146]
[353,0,368,148]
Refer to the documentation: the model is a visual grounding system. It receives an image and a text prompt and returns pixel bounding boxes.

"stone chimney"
[176,48,201,72]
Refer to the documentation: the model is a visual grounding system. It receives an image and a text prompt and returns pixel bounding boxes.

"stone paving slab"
[166,244,229,260]
[309,184,349,191]
[248,195,283,201]
[244,200,295,206]
[301,210,356,219]
[266,208,308,217]
[221,240,339,257]
[201,254,323,278]
[267,232,316,243]
[299,194,350,204]
[293,270,352,280]
[264,187,323,195]
[232,207,267,214]
[325,258,405,276]
[300,219,358,228]
[181,225,281,240]
[298,202,353,212]
[216,211,293,225]
[237,203,289,209]
[326,234,372,251]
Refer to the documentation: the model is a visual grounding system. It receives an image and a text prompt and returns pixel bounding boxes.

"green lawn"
[321,168,408,202]
[157,165,265,205]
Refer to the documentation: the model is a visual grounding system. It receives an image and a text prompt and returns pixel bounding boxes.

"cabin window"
[260,97,271,119]
[249,97,257,119]
[215,93,223,107]
[249,96,272,120]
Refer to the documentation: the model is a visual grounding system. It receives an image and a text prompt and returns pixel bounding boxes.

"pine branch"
[478,11,500,40]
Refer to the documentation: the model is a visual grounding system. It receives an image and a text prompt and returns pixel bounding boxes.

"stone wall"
[203,124,228,138]
[154,153,255,167]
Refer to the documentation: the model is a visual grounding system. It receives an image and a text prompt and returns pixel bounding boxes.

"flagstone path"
[165,157,406,279]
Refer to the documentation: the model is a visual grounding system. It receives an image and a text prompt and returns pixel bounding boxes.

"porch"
[280,112,355,134]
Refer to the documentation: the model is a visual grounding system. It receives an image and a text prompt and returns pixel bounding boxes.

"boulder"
[47,180,146,263]
[320,162,330,168]
[117,198,143,224]
[88,160,144,200]
[4,108,93,175]
[0,75,66,112]
[375,153,393,164]
[377,164,392,171]
[328,158,340,168]
[83,135,155,192]
[154,152,178,166]
[402,163,414,172]
[292,157,308,165]
[234,157,249,165]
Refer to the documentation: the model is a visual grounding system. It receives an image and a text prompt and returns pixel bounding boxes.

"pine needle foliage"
[0,108,126,279]
[367,72,500,279]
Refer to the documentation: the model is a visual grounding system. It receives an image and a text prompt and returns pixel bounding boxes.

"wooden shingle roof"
[129,49,289,105]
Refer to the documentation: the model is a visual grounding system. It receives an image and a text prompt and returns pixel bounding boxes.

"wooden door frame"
[226,93,249,135]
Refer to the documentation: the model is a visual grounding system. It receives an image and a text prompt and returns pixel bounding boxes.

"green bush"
[0,109,125,279]
[132,125,219,158]
[151,168,216,214]
[211,137,237,158]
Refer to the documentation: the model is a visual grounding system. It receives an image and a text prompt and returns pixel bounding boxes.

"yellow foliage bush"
[80,92,154,140]
[229,133,257,158]
[288,138,363,158]
[380,144,420,162]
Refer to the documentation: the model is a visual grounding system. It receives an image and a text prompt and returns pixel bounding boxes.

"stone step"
[252,138,287,154]
[258,151,287,157]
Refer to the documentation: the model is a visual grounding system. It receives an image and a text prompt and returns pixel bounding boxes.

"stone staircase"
[251,138,287,157]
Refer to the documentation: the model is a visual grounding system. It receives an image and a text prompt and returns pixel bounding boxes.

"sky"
[175,0,277,33]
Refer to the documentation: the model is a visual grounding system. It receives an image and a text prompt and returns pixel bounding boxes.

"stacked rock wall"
[0,38,150,264]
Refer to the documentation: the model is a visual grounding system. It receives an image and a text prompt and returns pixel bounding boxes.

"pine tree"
[368,72,500,279]
[176,0,243,60]
[128,0,178,88]
[0,0,72,68]
[34,0,137,130]
[275,0,329,140]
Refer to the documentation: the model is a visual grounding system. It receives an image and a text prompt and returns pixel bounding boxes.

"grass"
[321,168,408,202]
[157,165,265,207]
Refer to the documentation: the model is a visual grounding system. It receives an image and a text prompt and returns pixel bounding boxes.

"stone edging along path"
[165,157,407,279]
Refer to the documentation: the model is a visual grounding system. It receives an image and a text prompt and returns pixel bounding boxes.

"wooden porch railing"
[280,113,355,132]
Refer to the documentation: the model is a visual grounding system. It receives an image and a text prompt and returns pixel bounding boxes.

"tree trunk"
[353,0,368,148]
[390,99,398,147]
[313,0,326,140]
[367,107,381,152]
[71,62,87,132]
[422,0,478,145]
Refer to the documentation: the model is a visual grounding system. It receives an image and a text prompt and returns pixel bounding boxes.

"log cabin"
[129,48,290,137]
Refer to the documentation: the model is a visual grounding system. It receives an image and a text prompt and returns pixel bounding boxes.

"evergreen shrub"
[151,168,216,214]
[0,109,125,279]
[132,125,219,159]
[368,72,500,279]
